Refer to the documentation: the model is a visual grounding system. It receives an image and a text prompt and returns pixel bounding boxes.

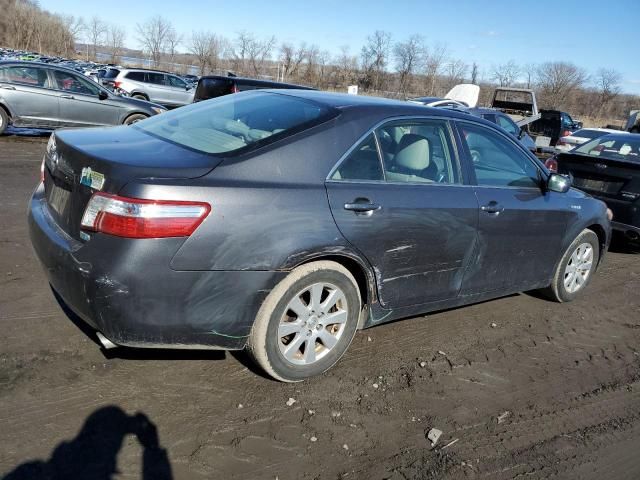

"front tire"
[0,108,8,135]
[123,113,148,125]
[247,261,361,382]
[541,229,600,302]
[131,93,148,101]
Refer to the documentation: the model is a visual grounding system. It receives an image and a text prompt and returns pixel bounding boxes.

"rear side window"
[145,72,165,85]
[125,71,145,81]
[0,66,49,87]
[135,91,337,155]
[331,134,383,181]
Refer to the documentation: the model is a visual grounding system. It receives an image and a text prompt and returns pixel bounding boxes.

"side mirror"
[98,91,108,100]
[518,127,525,140]
[547,173,571,193]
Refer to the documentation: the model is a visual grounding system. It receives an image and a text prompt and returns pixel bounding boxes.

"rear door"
[165,74,193,105]
[144,72,170,104]
[326,118,479,309]
[0,65,60,127]
[52,69,119,127]
[456,121,570,294]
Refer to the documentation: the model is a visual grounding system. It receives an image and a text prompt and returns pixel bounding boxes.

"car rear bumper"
[28,183,285,350]
[611,221,640,241]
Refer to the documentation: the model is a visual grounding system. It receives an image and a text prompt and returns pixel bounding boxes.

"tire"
[541,229,600,302]
[247,261,361,382]
[123,113,148,125]
[0,108,8,135]
[131,93,148,101]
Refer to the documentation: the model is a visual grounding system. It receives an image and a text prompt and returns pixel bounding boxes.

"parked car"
[99,67,121,90]
[555,128,620,152]
[113,69,195,107]
[530,109,582,147]
[626,110,640,133]
[0,61,166,133]
[29,91,611,381]
[193,75,315,102]
[467,107,537,153]
[547,133,639,245]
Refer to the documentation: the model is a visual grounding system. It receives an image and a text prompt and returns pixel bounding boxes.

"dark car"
[547,133,640,244]
[193,75,315,102]
[0,61,166,134]
[530,109,582,146]
[467,107,537,153]
[29,90,611,381]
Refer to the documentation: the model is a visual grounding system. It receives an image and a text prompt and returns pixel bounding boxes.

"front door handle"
[0,85,16,90]
[344,200,382,213]
[481,201,504,215]
[60,94,74,99]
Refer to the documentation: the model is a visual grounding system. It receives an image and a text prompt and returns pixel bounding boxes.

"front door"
[52,70,119,127]
[456,121,570,294]
[326,119,478,309]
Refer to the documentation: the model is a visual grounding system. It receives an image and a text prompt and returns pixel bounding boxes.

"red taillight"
[80,193,211,239]
[230,83,239,93]
[114,81,121,89]
[545,157,558,173]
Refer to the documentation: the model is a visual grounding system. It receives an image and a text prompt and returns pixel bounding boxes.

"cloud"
[482,30,499,37]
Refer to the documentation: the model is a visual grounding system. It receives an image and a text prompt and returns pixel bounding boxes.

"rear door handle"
[60,94,74,99]
[481,201,504,215]
[344,201,382,213]
[0,85,16,90]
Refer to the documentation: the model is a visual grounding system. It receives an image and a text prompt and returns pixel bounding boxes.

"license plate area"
[573,177,623,194]
[44,171,73,221]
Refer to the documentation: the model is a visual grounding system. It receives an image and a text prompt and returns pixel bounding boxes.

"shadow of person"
[2,406,173,480]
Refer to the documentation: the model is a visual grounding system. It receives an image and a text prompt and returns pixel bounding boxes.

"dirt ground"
[1,134,640,480]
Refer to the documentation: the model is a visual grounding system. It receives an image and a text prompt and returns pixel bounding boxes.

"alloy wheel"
[563,242,594,294]
[278,282,348,366]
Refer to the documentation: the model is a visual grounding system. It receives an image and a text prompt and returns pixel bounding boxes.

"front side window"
[135,91,336,155]
[460,123,540,188]
[145,73,165,85]
[168,75,186,88]
[53,71,100,95]
[377,119,458,184]
[331,134,383,181]
[0,66,49,88]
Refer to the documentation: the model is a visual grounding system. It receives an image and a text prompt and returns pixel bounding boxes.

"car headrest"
[395,134,431,171]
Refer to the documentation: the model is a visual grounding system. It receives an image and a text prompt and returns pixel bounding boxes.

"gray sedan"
[0,61,166,134]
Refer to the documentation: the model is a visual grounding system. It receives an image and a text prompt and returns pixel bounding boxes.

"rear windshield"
[134,91,337,155]
[103,68,120,79]
[574,136,640,162]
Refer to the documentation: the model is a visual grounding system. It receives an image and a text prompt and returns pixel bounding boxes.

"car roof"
[119,68,172,74]
[0,60,88,75]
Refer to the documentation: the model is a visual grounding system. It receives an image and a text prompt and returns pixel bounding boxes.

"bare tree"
[87,16,106,60]
[247,35,275,76]
[136,15,173,67]
[523,63,537,89]
[188,31,223,75]
[106,24,125,63]
[335,45,358,86]
[61,15,84,57]
[536,61,588,108]
[360,30,392,90]
[491,60,520,87]
[279,42,307,81]
[393,34,425,94]
[165,27,182,66]
[422,42,448,95]
[594,68,622,109]
[470,62,479,84]
[444,59,468,89]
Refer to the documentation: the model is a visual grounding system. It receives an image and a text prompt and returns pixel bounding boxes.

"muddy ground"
[1,135,639,480]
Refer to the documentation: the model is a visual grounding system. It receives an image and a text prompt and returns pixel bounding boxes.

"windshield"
[134,91,336,155]
[574,136,640,162]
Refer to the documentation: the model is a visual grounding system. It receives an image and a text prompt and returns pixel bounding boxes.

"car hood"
[108,94,166,112]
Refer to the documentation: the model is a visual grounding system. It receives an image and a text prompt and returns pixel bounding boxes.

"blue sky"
[41,0,640,94]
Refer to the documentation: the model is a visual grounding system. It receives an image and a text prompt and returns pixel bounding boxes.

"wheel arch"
[0,102,13,119]
[586,223,607,266]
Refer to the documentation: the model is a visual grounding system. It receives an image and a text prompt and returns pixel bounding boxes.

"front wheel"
[123,113,148,125]
[247,261,361,382]
[541,229,600,302]
[0,108,8,135]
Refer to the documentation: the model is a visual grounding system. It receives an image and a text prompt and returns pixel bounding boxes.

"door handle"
[0,85,16,90]
[481,201,504,215]
[344,201,382,213]
[60,94,74,99]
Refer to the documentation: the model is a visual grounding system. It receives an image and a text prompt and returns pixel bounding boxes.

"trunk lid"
[44,126,221,240]
[557,152,640,224]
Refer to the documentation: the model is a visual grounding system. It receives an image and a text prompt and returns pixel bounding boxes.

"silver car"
[113,69,195,107]
[0,61,166,134]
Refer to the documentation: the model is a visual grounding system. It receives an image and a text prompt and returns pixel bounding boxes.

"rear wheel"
[0,108,8,135]
[123,113,148,125]
[247,261,361,382]
[541,229,600,302]
[131,93,148,101]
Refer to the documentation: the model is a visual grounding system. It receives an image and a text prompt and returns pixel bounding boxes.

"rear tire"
[131,93,148,101]
[0,108,8,135]
[247,261,361,382]
[123,113,148,125]
[540,229,600,302]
